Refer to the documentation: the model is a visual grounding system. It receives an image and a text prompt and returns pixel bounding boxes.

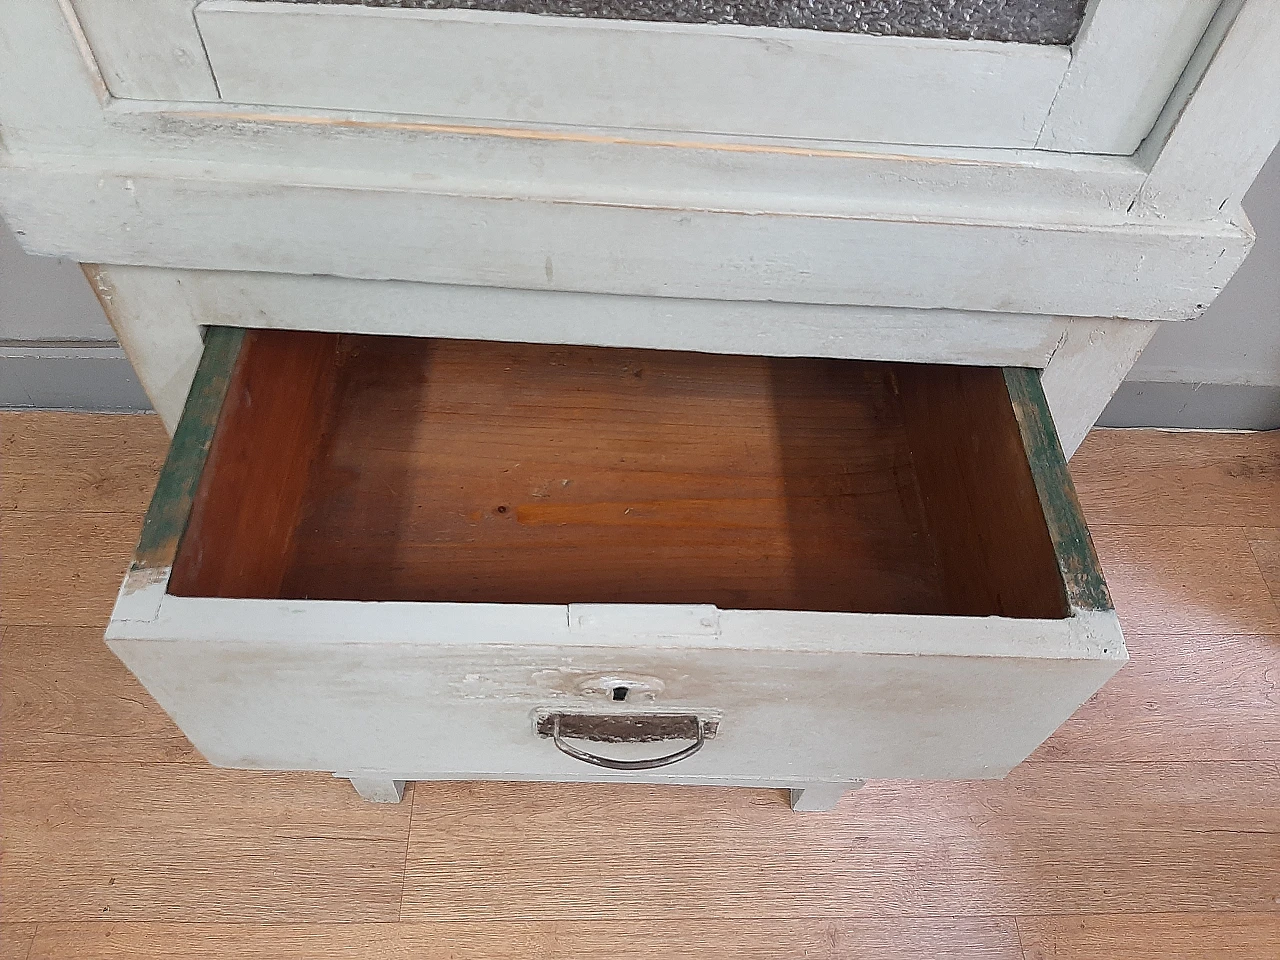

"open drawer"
[108,327,1124,791]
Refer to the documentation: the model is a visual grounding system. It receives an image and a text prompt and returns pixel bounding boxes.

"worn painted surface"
[1035,0,1219,154]
[0,163,1251,321]
[196,1,1069,149]
[131,326,241,570]
[1004,366,1113,613]
[1136,0,1280,219]
[81,264,205,431]
[1038,317,1160,459]
[109,627,1123,781]
[261,0,1089,42]
[68,0,218,101]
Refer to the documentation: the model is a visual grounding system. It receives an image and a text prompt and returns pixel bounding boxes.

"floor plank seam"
[397,782,415,923]
[1012,915,1028,960]
[1246,540,1280,610]
[1005,909,1280,919]
[1027,758,1280,765]
[8,910,1278,924]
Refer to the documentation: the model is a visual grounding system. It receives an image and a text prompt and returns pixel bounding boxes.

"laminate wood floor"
[1,412,1277,959]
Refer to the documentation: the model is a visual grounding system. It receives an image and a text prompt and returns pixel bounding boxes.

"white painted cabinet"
[2,0,1279,807]
[68,0,1218,153]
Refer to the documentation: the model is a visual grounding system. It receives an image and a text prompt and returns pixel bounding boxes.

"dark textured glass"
[264,0,1089,44]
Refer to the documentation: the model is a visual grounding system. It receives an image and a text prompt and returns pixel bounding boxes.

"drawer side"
[114,326,243,621]
[1004,367,1113,613]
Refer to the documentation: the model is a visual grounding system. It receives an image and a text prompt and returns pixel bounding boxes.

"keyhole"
[612,686,629,702]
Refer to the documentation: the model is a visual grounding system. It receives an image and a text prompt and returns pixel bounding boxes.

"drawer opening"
[161,329,1086,620]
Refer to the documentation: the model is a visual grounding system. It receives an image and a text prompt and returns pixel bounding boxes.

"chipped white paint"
[68,0,219,101]
[195,1,1068,148]
[109,565,170,623]
[1036,0,1220,154]
[1135,0,1280,219]
[1,0,1274,349]
[54,0,1229,157]
[570,604,721,639]
[109,587,1125,660]
[1040,317,1161,458]
[1,161,1251,321]
[108,590,1124,785]
[81,264,205,433]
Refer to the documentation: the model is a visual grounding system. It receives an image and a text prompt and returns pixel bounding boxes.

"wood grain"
[0,512,143,628]
[1031,632,1280,762]
[172,333,1071,617]
[1073,429,1280,527]
[1246,527,1280,607]
[0,411,167,514]
[1018,913,1280,960]
[0,626,197,763]
[1091,525,1280,636]
[1002,367,1110,611]
[399,763,1280,920]
[0,924,36,960]
[22,917,1023,960]
[0,762,411,922]
[895,364,1067,619]
[220,333,945,612]
[168,329,336,597]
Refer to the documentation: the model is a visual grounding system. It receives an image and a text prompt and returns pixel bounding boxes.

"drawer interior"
[163,329,1078,619]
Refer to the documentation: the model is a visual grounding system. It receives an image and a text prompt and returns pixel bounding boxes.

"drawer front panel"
[110,631,1119,782]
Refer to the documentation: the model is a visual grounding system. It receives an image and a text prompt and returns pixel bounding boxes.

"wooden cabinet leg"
[789,781,864,812]
[348,777,406,803]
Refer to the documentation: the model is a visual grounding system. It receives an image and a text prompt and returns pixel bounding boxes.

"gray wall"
[2,147,1278,424]
[0,223,150,410]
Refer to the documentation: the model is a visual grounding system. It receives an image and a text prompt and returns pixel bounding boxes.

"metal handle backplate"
[536,712,717,771]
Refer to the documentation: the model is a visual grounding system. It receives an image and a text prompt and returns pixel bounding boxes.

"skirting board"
[1099,381,1280,431]
[0,343,152,411]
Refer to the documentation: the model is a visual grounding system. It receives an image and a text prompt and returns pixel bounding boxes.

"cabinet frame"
[2,0,1279,454]
[1,1,1277,315]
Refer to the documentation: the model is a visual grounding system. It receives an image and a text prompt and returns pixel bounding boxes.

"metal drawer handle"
[539,712,715,771]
